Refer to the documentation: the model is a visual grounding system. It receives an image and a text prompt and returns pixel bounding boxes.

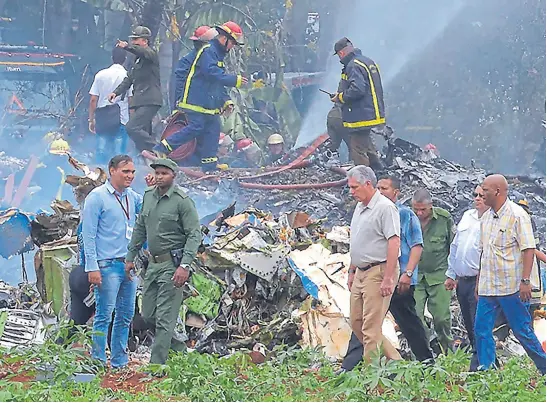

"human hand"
[444,278,457,291]
[397,273,411,294]
[88,271,102,286]
[380,276,395,297]
[519,282,532,302]
[88,120,95,134]
[172,266,190,288]
[144,173,156,186]
[117,40,128,48]
[347,271,355,291]
[125,261,135,280]
[107,93,117,103]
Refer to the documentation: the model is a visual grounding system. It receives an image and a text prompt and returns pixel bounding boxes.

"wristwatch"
[405,270,413,278]
[521,278,530,285]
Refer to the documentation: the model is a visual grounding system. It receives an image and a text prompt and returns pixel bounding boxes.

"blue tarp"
[0,208,35,258]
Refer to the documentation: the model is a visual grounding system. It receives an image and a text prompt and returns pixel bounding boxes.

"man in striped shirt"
[475,174,545,375]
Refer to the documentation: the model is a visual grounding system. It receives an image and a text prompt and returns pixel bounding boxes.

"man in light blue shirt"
[378,175,433,363]
[82,154,142,369]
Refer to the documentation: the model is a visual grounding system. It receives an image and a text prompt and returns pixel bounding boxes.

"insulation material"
[289,244,400,359]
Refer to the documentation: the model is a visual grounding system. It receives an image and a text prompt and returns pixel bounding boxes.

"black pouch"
[170,249,184,267]
[95,104,121,134]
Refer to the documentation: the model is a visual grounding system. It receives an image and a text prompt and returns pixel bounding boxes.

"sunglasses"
[473,192,485,198]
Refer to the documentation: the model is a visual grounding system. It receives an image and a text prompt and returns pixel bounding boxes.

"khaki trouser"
[349,263,402,362]
[326,107,380,167]
[349,129,380,168]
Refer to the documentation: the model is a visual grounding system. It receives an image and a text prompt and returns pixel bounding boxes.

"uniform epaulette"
[144,186,155,192]
[434,207,452,218]
[173,185,189,199]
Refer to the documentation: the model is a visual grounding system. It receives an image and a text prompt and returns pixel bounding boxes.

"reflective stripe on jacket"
[177,39,242,115]
[338,49,385,130]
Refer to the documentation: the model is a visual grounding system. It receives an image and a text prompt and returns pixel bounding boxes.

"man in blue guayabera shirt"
[338,175,433,374]
[82,155,142,368]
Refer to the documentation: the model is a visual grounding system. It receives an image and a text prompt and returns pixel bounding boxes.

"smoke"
[295,0,466,147]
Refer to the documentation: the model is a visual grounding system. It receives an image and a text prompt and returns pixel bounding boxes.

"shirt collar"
[431,207,439,220]
[363,190,381,210]
[155,184,175,198]
[468,209,479,220]
[490,198,510,218]
[106,181,127,197]
[110,63,126,71]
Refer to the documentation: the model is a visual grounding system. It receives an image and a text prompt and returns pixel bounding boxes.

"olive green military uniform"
[126,162,200,364]
[414,207,455,353]
[114,26,162,152]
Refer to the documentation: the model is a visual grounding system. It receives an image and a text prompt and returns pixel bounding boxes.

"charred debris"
[0,135,545,362]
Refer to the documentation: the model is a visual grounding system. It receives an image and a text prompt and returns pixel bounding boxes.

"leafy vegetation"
[0,326,544,402]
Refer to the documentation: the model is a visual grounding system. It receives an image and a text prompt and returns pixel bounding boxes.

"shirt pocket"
[493,227,514,249]
[159,212,179,232]
[428,235,446,252]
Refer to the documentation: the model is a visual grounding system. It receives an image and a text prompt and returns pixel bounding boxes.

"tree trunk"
[140,0,168,41]
[45,0,72,53]
[169,39,181,109]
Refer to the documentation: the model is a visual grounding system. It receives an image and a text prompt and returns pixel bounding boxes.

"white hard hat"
[267,133,284,145]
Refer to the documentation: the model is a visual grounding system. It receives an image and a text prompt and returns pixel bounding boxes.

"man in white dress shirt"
[89,47,133,164]
[444,185,488,371]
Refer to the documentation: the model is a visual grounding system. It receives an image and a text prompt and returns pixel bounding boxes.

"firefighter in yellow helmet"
[266,133,285,165]
[49,138,71,155]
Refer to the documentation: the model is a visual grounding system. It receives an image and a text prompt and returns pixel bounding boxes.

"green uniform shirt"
[418,207,455,286]
[114,44,162,108]
[126,184,201,266]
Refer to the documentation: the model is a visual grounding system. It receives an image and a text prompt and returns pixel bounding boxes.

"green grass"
[0,326,545,402]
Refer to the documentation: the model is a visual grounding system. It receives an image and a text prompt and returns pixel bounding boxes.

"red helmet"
[189,25,211,41]
[218,132,234,146]
[236,138,253,151]
[216,21,244,45]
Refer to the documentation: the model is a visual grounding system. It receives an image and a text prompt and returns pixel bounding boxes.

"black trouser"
[67,265,95,341]
[342,332,364,370]
[389,285,434,362]
[456,275,479,371]
[126,105,160,152]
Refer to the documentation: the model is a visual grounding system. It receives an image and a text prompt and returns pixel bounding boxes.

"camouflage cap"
[150,158,178,172]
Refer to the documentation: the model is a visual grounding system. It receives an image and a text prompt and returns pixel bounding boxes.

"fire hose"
[239,166,348,190]
[180,164,347,191]
[179,135,326,181]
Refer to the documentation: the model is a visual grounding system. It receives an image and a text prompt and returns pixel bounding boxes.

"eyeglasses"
[473,192,485,198]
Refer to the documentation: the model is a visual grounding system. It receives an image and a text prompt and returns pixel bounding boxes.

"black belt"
[458,275,478,281]
[357,261,386,271]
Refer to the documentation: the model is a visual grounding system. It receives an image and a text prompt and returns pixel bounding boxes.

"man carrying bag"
[89,47,132,164]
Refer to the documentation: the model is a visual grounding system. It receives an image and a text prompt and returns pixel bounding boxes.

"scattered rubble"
[0,136,544,365]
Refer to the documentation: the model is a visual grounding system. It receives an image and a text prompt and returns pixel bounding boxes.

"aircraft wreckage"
[0,133,545,364]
